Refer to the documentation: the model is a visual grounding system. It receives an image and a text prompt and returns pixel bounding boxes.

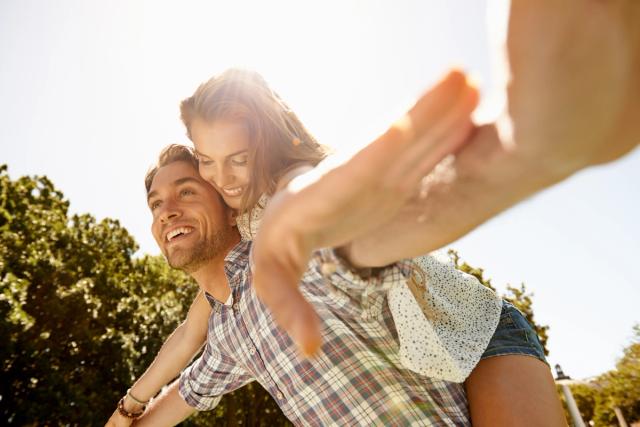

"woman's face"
[190,117,251,210]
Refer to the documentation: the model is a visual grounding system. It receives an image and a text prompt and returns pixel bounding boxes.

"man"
[131,144,471,426]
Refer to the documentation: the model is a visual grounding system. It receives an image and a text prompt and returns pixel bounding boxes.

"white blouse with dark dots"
[238,195,503,382]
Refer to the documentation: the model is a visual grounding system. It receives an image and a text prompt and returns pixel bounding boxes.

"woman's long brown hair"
[180,68,330,214]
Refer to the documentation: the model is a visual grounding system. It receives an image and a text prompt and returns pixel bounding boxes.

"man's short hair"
[145,144,199,194]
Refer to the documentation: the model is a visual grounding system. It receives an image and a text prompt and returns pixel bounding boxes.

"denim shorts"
[481,301,548,365]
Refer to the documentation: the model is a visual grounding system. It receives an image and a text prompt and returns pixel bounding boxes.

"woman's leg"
[465,355,566,426]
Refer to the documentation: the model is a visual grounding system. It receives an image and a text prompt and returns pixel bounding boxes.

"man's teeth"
[166,227,193,241]
[223,187,243,197]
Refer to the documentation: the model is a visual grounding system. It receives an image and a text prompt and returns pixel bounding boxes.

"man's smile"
[165,225,195,243]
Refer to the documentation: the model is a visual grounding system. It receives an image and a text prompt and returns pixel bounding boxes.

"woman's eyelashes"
[198,155,247,167]
[199,158,214,167]
[231,156,248,166]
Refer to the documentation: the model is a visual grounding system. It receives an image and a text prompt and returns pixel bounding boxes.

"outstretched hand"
[251,70,479,356]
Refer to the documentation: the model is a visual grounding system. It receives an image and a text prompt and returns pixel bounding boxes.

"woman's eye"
[181,189,194,196]
[198,157,213,166]
[231,157,248,166]
[150,201,161,210]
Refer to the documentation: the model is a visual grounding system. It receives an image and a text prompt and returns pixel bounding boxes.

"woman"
[108,69,563,426]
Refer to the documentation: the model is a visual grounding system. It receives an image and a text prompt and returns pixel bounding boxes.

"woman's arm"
[333,0,640,267]
[105,290,211,426]
[251,0,640,353]
[276,164,315,191]
[251,71,478,355]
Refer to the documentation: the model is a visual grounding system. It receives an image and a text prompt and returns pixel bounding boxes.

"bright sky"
[2,0,638,380]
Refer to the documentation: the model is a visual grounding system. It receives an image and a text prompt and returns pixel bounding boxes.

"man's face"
[147,161,238,272]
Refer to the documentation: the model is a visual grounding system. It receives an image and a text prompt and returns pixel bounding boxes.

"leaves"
[558,326,640,426]
[0,165,288,426]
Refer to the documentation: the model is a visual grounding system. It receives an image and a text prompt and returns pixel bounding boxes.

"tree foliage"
[0,165,288,425]
[5,164,594,426]
[564,324,640,426]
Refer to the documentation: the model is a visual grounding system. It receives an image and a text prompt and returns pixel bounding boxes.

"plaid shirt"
[179,241,470,426]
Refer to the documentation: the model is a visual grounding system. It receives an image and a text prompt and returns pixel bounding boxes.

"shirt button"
[249,347,256,355]
[276,392,284,400]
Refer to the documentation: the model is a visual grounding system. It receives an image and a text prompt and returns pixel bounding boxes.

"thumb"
[287,293,323,357]
[253,251,323,357]
[255,270,323,356]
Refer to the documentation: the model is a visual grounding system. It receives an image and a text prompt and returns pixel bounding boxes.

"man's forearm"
[133,380,196,426]
[128,323,203,405]
[128,291,209,408]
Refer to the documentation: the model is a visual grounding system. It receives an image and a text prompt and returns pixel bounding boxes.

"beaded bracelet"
[117,396,145,419]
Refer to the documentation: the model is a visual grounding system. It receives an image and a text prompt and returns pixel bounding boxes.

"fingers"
[398,88,479,186]
[357,70,471,165]
[252,228,323,356]
[348,70,478,195]
[290,296,323,356]
[381,70,471,150]
[386,75,479,187]
[404,69,473,139]
[251,69,481,359]
[254,265,323,356]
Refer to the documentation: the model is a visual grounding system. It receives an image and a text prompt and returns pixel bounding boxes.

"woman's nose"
[212,165,234,188]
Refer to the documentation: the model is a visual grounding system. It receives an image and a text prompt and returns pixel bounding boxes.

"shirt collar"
[223,240,251,279]
[204,241,251,310]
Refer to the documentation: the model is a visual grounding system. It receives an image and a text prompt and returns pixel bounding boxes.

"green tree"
[0,165,288,425]
[566,383,597,423]
[555,326,640,426]
[589,324,640,426]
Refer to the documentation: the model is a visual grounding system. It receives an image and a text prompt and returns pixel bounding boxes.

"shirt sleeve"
[178,342,254,411]
[309,248,410,293]
[302,248,412,320]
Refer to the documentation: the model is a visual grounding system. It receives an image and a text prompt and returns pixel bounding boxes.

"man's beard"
[166,228,234,273]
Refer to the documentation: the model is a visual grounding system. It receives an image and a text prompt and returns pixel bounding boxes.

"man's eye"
[181,189,194,196]
[150,201,161,210]
[199,158,214,166]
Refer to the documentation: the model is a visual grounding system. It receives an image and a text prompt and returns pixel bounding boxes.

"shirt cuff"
[178,366,223,411]
[312,248,401,292]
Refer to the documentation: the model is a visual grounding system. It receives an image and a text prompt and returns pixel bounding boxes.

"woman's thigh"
[465,355,567,427]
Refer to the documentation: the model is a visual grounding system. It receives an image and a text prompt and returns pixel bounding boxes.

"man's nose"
[159,201,182,224]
